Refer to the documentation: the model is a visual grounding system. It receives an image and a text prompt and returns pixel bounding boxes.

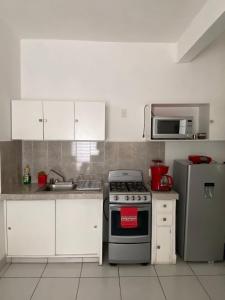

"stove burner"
[110,182,148,193]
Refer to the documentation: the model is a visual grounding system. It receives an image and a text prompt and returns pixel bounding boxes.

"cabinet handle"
[38,119,43,122]
[210,120,214,124]
[94,225,97,229]
[8,227,11,230]
[163,218,167,222]
[75,119,79,123]
[163,204,167,208]
[157,245,160,249]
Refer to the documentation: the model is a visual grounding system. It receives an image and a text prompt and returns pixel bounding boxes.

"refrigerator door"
[184,163,225,261]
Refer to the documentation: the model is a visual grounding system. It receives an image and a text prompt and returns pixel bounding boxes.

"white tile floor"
[0,259,225,300]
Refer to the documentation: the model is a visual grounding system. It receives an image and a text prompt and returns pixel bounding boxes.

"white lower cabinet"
[156,227,172,263]
[151,196,178,264]
[56,199,103,262]
[5,198,103,263]
[7,200,55,256]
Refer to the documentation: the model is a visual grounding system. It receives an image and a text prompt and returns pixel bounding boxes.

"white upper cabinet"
[12,100,43,140]
[75,101,105,140]
[43,101,74,140]
[12,100,105,141]
[209,102,225,140]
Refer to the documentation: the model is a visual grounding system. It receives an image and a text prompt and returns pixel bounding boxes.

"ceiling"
[0,0,207,42]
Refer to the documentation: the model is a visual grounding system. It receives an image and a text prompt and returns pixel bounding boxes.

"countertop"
[0,183,104,200]
[151,190,179,201]
[0,182,178,201]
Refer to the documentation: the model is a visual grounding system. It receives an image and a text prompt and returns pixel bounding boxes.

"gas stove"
[108,169,151,264]
[108,170,151,204]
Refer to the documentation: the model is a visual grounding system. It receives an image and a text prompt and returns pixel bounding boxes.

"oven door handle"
[109,204,151,211]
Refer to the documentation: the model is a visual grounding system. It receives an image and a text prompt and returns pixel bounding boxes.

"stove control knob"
[126,196,129,201]
[132,195,135,201]
[138,196,141,201]
[114,195,118,201]
[144,196,147,201]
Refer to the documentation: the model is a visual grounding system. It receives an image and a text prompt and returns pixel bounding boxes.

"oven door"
[109,203,151,243]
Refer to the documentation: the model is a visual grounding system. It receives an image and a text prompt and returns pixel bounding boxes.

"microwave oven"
[151,116,193,139]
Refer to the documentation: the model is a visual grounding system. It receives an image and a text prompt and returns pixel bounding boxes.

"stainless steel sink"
[38,182,76,192]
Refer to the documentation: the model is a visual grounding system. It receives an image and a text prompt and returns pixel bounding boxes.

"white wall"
[0,19,20,141]
[21,34,225,162]
[21,35,225,142]
[165,141,225,174]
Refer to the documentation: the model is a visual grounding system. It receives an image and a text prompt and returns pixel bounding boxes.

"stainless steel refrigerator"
[174,160,225,262]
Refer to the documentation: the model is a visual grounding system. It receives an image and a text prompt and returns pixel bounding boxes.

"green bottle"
[23,165,31,184]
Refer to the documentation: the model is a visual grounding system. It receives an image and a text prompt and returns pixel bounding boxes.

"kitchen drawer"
[157,213,172,226]
[156,201,173,213]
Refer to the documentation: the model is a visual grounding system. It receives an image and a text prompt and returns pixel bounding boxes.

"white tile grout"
[29,263,48,300]
[1,261,225,300]
[75,262,83,300]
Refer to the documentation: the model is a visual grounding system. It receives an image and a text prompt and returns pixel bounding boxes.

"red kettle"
[150,160,173,191]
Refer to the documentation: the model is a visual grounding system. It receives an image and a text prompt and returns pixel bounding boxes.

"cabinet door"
[75,101,105,140]
[156,226,172,263]
[7,200,55,256]
[12,100,43,140]
[56,199,100,255]
[209,102,225,140]
[43,101,75,140]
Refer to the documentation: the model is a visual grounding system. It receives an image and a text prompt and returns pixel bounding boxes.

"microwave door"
[154,119,181,139]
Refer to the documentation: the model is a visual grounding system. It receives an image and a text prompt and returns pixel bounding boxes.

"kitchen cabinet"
[12,100,106,141]
[6,200,55,256]
[151,192,178,264]
[75,101,105,140]
[12,100,74,141]
[43,101,74,140]
[56,199,103,264]
[209,102,225,140]
[12,100,43,140]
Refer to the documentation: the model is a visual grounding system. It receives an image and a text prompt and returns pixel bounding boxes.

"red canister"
[38,172,47,185]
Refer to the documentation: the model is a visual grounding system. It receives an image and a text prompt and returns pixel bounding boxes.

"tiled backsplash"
[0,141,22,190]
[22,141,165,183]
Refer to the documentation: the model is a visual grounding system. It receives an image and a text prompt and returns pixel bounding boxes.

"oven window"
[157,120,180,134]
[111,210,149,236]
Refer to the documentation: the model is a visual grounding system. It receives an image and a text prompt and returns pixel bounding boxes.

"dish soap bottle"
[23,165,31,184]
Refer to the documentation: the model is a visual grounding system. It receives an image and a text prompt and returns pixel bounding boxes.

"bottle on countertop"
[23,164,31,184]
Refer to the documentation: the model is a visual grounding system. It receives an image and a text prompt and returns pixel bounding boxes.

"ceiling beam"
[176,0,225,63]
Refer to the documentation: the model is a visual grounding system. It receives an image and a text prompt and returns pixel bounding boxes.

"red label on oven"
[120,207,138,228]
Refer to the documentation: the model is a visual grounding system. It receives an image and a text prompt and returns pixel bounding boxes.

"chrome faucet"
[49,169,66,182]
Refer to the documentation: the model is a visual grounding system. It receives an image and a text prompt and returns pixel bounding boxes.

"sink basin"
[38,182,76,192]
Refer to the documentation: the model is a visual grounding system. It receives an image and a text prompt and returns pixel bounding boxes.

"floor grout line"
[75,261,83,300]
[118,266,123,300]
[188,263,212,300]
[30,263,48,300]
[194,275,212,300]
[154,265,167,300]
